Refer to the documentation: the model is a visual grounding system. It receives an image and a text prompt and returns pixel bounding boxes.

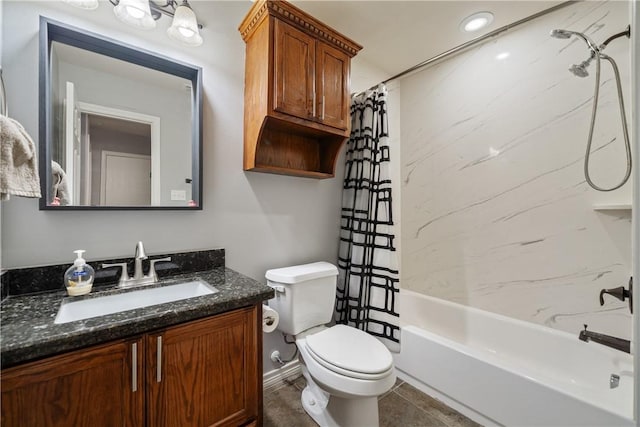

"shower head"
[549,28,599,52]
[569,58,593,78]
[550,29,573,39]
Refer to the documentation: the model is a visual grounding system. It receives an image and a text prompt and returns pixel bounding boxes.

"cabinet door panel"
[1,338,143,427]
[147,307,258,427]
[273,19,316,120]
[317,42,350,130]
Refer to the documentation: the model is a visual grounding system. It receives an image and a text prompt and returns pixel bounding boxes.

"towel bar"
[0,67,7,116]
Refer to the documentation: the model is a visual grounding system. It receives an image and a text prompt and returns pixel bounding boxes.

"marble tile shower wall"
[400,1,632,338]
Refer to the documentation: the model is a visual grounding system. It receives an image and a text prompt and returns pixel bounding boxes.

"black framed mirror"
[39,17,203,210]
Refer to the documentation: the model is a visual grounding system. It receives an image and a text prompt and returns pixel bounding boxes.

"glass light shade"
[62,0,99,10]
[114,0,156,30]
[167,2,203,46]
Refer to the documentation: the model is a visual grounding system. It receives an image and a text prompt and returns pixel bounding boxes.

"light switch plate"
[171,190,186,201]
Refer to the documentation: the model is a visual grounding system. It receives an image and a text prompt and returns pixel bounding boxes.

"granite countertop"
[1,267,274,368]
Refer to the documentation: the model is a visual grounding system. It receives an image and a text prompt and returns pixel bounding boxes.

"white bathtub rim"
[399,289,634,385]
[400,289,632,345]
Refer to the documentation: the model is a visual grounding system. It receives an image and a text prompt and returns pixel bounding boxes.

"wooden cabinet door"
[316,41,350,130]
[273,19,316,121]
[147,306,259,427]
[1,337,144,427]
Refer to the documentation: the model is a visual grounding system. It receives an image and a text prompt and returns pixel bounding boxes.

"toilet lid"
[305,325,393,377]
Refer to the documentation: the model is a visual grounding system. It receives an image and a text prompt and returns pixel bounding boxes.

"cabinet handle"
[156,336,163,383]
[321,95,325,120]
[312,93,316,118]
[131,342,138,392]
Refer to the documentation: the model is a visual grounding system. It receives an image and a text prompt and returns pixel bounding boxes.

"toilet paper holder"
[262,304,279,333]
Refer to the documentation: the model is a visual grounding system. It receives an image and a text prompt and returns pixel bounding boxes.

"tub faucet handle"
[599,276,633,313]
[599,286,627,304]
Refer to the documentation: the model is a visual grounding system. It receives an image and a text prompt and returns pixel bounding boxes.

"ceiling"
[289,1,564,78]
[46,0,565,84]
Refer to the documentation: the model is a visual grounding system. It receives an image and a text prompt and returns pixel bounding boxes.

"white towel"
[51,160,70,205]
[0,115,42,200]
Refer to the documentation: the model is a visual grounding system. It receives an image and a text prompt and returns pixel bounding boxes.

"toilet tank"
[266,262,339,335]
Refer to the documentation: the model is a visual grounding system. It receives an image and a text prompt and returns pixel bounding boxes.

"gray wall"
[0,1,386,371]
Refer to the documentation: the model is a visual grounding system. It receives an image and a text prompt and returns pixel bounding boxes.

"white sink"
[54,280,218,324]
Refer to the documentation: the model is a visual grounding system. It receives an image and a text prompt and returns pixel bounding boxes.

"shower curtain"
[335,84,400,352]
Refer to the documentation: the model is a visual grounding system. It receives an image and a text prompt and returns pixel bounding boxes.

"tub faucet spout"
[579,325,630,354]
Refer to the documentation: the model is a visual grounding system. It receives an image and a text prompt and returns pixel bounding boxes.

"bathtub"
[394,289,634,426]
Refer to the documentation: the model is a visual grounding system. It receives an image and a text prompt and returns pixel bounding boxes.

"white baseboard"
[263,360,302,393]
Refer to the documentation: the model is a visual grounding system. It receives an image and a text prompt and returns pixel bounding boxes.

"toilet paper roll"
[262,304,279,333]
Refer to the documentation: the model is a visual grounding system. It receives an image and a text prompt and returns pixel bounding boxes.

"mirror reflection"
[41,19,202,210]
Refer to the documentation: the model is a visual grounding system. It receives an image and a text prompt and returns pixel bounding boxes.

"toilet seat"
[296,327,397,399]
[304,325,394,380]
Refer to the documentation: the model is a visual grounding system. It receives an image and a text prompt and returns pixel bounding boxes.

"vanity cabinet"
[239,0,361,178]
[1,337,144,426]
[147,308,259,426]
[1,305,260,427]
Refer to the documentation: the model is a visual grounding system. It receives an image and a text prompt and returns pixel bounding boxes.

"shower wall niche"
[399,1,632,338]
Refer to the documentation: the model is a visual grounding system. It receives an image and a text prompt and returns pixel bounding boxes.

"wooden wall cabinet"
[239,0,362,179]
[1,306,260,427]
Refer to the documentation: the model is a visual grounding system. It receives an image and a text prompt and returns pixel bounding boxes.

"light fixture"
[66,0,205,46]
[114,0,156,29]
[62,0,99,10]
[460,12,494,33]
[167,1,203,46]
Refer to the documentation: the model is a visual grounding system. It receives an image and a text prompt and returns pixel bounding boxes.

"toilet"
[266,262,396,427]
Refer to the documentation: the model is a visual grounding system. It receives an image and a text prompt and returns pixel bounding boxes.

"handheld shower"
[550,27,632,192]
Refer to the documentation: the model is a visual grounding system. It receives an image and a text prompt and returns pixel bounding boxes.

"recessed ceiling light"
[460,12,494,33]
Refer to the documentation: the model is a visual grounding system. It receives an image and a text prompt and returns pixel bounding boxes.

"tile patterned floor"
[263,375,483,427]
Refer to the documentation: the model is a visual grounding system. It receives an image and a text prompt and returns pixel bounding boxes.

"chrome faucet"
[102,241,171,288]
[133,241,148,280]
[578,325,630,354]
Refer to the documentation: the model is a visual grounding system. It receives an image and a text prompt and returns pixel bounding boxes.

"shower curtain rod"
[357,1,577,95]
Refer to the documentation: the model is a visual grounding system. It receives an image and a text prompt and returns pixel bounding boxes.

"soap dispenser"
[64,250,95,296]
